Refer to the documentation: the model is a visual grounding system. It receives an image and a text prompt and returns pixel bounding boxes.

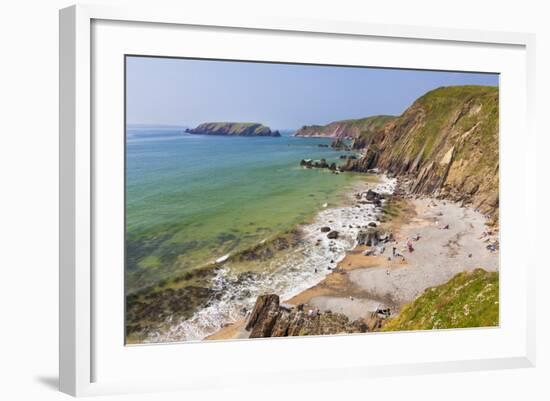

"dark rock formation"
[186,122,281,137]
[246,294,370,338]
[299,158,330,169]
[231,230,302,262]
[126,283,218,339]
[365,189,382,202]
[316,158,329,168]
[246,294,281,336]
[356,228,380,246]
[330,137,351,151]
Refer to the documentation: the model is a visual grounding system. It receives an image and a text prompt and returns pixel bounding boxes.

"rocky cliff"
[186,122,281,137]
[343,86,499,222]
[294,115,395,138]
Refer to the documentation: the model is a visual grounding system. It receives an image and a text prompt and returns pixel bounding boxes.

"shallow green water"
[126,128,364,291]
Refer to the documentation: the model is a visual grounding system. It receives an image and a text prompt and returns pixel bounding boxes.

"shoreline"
[144,174,396,343]
[125,131,359,294]
[206,179,499,341]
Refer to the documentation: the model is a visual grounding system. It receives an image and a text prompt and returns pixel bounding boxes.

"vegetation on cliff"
[343,86,499,222]
[294,115,395,138]
[382,269,499,331]
[186,122,281,137]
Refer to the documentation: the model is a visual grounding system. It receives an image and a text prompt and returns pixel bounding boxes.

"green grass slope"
[294,115,395,138]
[382,269,499,331]
[345,85,499,222]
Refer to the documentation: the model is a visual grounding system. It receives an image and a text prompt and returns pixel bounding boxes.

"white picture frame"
[59,4,536,397]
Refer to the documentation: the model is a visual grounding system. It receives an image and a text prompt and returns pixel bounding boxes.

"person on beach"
[407,239,414,252]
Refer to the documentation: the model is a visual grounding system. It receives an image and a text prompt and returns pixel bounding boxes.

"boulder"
[320,226,331,233]
[244,295,282,337]
[327,230,339,239]
[365,189,382,201]
[314,159,329,168]
[356,227,380,246]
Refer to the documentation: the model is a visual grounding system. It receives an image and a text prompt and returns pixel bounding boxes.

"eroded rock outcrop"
[300,158,330,169]
[330,137,351,150]
[356,228,381,247]
[246,294,370,338]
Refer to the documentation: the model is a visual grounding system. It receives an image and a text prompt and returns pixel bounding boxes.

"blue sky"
[126,56,498,130]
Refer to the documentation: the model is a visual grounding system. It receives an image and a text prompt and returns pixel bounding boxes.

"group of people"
[390,233,421,259]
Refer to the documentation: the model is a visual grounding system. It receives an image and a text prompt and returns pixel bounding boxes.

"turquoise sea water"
[126,128,364,291]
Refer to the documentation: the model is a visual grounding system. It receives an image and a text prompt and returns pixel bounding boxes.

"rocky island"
[186,122,281,137]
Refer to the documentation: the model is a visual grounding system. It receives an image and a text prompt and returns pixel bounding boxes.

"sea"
[126,126,385,341]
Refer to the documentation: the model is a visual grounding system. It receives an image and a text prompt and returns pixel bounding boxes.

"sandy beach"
[206,183,499,340]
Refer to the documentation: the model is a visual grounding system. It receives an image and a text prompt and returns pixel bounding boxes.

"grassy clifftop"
[344,86,499,222]
[382,269,499,331]
[398,86,498,163]
[294,115,395,138]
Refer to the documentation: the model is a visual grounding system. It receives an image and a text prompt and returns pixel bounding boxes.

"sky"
[126,56,498,130]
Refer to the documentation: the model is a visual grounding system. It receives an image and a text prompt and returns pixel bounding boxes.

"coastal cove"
[126,82,500,344]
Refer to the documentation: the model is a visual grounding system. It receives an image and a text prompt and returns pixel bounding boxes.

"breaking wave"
[146,176,396,342]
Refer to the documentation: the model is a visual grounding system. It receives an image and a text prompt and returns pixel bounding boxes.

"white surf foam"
[146,175,396,343]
